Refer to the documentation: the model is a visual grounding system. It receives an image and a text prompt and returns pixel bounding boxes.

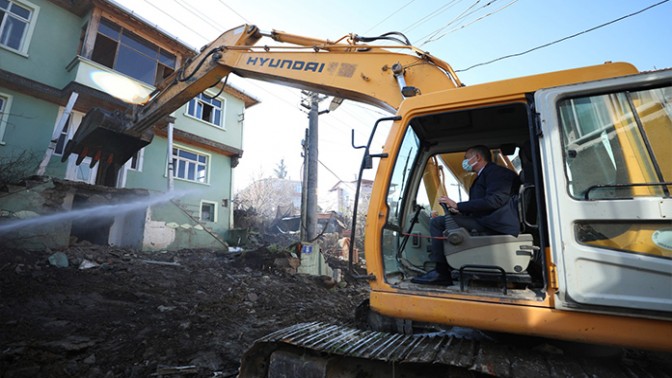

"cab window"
[558,85,672,200]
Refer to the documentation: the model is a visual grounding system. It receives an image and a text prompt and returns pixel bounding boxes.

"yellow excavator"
[64,24,672,376]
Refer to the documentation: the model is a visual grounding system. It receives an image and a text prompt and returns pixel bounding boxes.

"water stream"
[0,189,194,235]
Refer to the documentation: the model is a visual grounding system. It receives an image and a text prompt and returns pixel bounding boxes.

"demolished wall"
[142,202,228,251]
[0,178,73,250]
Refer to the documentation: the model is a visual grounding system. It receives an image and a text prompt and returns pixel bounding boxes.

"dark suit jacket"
[456,163,521,236]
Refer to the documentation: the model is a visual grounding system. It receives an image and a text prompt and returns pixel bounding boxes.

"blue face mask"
[462,156,476,172]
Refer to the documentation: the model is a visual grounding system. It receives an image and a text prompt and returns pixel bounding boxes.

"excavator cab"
[377,101,544,293]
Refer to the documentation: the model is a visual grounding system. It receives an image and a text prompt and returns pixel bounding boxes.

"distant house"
[327,179,373,215]
[0,0,259,250]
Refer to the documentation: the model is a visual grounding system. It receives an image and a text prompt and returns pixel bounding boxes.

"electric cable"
[216,0,250,24]
[173,0,223,32]
[417,0,497,45]
[364,0,416,34]
[402,0,464,35]
[456,0,670,72]
[420,0,518,46]
[141,0,212,41]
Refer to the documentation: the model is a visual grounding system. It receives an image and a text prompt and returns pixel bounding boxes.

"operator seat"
[441,200,535,274]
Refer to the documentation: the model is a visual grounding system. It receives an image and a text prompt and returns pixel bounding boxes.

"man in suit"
[412,145,522,285]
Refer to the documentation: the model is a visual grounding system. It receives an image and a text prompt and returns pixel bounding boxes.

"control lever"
[439,203,460,231]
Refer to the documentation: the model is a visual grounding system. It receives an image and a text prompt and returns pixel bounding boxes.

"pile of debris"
[0,246,369,377]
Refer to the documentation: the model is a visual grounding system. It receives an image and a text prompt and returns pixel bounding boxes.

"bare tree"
[235,169,300,218]
[0,150,39,186]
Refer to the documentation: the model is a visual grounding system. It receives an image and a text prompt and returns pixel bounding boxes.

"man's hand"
[438,196,458,210]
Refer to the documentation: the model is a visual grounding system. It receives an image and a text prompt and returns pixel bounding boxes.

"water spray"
[0,189,199,235]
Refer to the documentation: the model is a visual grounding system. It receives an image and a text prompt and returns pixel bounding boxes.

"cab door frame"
[535,69,672,315]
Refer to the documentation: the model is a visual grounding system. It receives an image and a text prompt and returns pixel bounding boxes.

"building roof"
[329,179,374,192]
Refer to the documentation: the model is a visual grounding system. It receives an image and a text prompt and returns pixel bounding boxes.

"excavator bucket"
[62,108,153,168]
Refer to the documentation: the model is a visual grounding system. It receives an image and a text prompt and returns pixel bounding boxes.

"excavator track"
[239,322,671,377]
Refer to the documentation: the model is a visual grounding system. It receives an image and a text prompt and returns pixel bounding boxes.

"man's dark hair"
[469,145,492,162]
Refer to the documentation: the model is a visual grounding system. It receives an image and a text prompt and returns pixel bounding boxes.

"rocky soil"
[0,246,368,377]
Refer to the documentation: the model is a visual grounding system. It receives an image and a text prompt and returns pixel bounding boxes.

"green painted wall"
[0,88,64,177]
[1,0,83,88]
[124,135,234,233]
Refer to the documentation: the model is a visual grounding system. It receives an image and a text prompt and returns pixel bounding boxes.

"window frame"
[90,17,176,85]
[171,144,210,184]
[0,92,11,144]
[185,92,226,128]
[200,200,217,222]
[53,112,73,156]
[127,147,144,172]
[557,86,672,200]
[0,0,39,55]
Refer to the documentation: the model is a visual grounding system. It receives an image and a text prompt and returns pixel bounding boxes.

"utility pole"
[301,92,329,242]
[300,129,309,242]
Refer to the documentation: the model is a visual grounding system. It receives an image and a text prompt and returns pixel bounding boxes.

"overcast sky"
[110,0,672,196]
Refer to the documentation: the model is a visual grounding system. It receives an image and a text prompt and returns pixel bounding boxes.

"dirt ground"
[0,245,369,377]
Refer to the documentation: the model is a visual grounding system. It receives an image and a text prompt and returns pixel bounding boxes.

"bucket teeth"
[63,107,153,167]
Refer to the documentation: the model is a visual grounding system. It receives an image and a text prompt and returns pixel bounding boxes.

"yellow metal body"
[369,291,672,351]
[364,62,672,352]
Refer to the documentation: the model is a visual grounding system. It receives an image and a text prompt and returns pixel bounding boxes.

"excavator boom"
[64,24,461,168]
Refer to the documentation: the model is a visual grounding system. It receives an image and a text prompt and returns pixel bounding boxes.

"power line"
[446,0,517,35]
[457,0,670,72]
[319,158,347,184]
[217,0,250,24]
[364,0,416,34]
[174,0,224,32]
[417,0,501,45]
[420,0,518,46]
[402,0,464,35]
[142,0,212,41]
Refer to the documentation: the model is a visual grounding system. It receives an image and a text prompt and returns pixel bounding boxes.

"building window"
[200,201,216,222]
[0,93,10,143]
[90,18,176,85]
[172,146,208,183]
[127,148,144,171]
[0,0,37,53]
[187,93,224,127]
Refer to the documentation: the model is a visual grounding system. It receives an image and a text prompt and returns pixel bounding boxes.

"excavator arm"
[64,24,461,168]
